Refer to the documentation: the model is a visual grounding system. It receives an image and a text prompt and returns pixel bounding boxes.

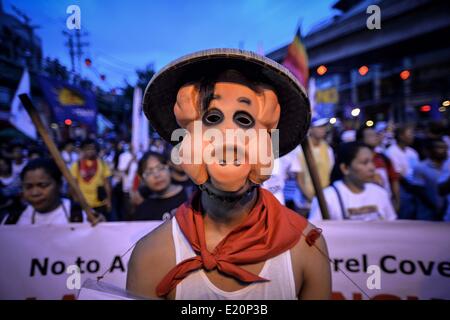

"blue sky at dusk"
[3,0,337,90]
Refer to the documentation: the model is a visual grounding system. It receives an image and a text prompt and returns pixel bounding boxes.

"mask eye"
[233,111,254,128]
[202,109,224,126]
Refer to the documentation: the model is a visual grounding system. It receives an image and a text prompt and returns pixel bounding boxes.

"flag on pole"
[131,86,148,156]
[9,68,37,139]
[308,77,317,116]
[282,26,309,90]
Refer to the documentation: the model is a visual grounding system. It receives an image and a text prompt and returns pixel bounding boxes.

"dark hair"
[356,124,374,142]
[428,120,446,136]
[198,69,263,113]
[394,124,414,141]
[138,151,168,176]
[20,158,62,185]
[80,138,98,150]
[424,137,447,151]
[61,139,75,149]
[0,155,12,175]
[330,142,371,183]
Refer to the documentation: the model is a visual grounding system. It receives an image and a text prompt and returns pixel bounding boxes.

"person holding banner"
[309,142,397,221]
[126,49,331,300]
[2,158,88,225]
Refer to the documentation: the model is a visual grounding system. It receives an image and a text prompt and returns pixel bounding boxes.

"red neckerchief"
[156,187,308,297]
[79,159,98,182]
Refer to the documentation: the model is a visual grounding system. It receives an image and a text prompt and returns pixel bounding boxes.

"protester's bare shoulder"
[291,221,332,300]
[126,219,175,299]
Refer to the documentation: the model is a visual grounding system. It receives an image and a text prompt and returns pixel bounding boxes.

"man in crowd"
[70,139,113,219]
[385,124,420,219]
[297,117,334,206]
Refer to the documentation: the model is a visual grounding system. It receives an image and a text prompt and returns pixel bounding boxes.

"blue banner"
[38,76,97,131]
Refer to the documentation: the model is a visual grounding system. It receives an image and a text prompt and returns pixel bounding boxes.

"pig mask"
[172,70,281,194]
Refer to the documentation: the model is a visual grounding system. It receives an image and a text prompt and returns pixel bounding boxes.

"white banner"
[0,221,161,300]
[0,220,449,300]
[315,220,450,300]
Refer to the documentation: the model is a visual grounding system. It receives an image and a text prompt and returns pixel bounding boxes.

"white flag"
[308,77,317,116]
[131,86,148,156]
[9,69,37,139]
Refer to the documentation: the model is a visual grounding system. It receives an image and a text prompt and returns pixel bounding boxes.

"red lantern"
[400,70,410,80]
[358,65,369,76]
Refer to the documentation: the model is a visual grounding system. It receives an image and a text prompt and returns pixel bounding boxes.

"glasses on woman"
[142,164,168,178]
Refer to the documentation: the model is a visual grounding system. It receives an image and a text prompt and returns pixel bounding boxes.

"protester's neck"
[397,141,407,150]
[202,187,258,235]
[310,136,322,147]
[36,199,62,214]
[343,177,365,193]
[154,184,178,199]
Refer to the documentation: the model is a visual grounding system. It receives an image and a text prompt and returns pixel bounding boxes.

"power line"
[62,31,75,73]
[95,49,141,69]
[75,29,89,77]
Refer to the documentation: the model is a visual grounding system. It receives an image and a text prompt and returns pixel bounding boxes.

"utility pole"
[11,5,40,70]
[75,29,89,77]
[62,30,75,73]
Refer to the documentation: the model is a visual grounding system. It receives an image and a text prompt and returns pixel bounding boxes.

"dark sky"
[4,0,336,90]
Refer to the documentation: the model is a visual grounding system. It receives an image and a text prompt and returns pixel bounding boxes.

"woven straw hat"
[143,48,311,157]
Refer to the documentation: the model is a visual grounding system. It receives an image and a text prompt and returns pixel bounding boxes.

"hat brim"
[143,48,311,157]
[312,118,330,127]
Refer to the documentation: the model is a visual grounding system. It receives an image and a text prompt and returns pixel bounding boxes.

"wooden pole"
[19,94,102,226]
[301,138,330,220]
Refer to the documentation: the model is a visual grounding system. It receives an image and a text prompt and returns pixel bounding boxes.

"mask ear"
[255,88,281,130]
[173,83,208,185]
[174,83,201,129]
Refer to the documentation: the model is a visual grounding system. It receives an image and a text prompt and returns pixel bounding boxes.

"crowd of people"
[1,118,450,225]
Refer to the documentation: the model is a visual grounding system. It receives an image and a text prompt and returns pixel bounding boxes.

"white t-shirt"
[309,180,397,221]
[4,198,88,225]
[385,143,419,179]
[262,146,301,205]
[61,150,79,166]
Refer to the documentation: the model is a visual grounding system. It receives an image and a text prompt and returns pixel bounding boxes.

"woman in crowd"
[309,142,397,221]
[131,151,187,221]
[0,155,23,221]
[2,158,87,225]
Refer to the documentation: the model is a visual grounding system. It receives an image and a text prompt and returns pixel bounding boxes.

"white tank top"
[172,219,297,300]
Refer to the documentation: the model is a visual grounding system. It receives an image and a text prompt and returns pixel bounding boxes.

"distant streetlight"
[442,100,450,107]
[329,117,337,124]
[366,120,374,127]
[317,65,327,76]
[351,108,361,117]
